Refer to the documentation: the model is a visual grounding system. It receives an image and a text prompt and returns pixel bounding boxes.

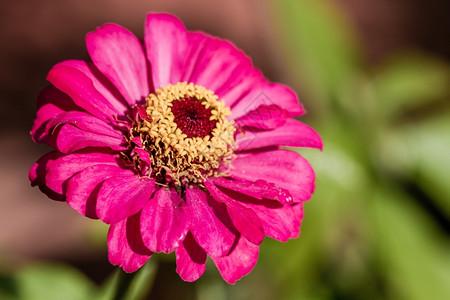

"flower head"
[29,13,322,283]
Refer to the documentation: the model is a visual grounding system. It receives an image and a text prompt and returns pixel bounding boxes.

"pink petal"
[47,64,122,121]
[132,149,152,176]
[45,152,119,194]
[183,32,263,108]
[96,174,155,224]
[213,177,293,205]
[292,201,304,220]
[223,188,303,242]
[31,86,80,146]
[175,232,207,282]
[185,185,237,257]
[236,119,323,151]
[212,236,259,284]
[30,151,59,186]
[86,23,149,106]
[140,188,189,253]
[144,13,187,89]
[132,105,151,123]
[29,151,65,201]
[107,212,153,273]
[129,137,152,175]
[231,82,305,119]
[235,104,287,130]
[66,164,124,219]
[229,150,315,202]
[245,202,302,242]
[56,123,126,154]
[56,60,129,115]
[218,67,263,108]
[36,85,80,111]
[46,111,125,139]
[252,202,302,242]
[204,180,264,245]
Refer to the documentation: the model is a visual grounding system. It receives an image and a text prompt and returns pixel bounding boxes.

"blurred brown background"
[0,0,448,291]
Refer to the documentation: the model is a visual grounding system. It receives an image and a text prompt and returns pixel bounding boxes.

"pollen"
[128,82,236,186]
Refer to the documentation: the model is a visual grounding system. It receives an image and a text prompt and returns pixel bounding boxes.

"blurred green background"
[0,0,448,299]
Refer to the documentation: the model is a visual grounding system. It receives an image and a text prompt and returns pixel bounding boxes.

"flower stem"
[113,270,138,300]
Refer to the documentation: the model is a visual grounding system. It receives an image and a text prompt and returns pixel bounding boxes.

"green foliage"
[0,264,95,300]
[380,113,450,218]
[372,188,450,300]
[271,0,362,115]
[0,260,157,300]
[372,55,450,120]
[260,1,450,300]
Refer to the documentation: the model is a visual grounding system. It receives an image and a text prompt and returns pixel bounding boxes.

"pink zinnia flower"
[29,13,322,283]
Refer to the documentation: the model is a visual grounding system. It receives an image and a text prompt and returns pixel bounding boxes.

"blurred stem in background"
[113,270,137,300]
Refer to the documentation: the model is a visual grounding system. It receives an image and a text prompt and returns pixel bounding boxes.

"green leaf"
[95,261,156,300]
[122,260,157,300]
[380,112,450,217]
[0,272,19,300]
[16,263,96,300]
[371,187,450,300]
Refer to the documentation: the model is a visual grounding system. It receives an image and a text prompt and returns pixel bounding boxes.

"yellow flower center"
[129,82,236,187]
